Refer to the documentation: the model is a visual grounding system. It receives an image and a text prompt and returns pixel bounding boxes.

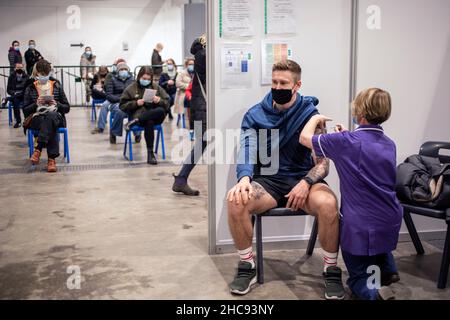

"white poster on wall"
[220,0,254,38]
[221,44,253,89]
[265,0,297,35]
[261,40,293,85]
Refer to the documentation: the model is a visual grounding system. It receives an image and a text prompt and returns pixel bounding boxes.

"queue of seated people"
[4,55,197,172]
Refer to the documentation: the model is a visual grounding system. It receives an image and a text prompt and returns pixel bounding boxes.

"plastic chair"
[8,101,13,126]
[252,208,318,284]
[27,128,70,163]
[91,99,105,122]
[401,141,450,289]
[123,124,165,161]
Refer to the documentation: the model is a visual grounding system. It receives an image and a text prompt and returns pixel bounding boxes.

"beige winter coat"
[174,69,192,114]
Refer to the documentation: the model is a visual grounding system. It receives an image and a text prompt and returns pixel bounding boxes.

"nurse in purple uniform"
[300,88,403,300]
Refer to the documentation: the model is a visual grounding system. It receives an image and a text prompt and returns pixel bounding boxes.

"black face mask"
[16,69,24,75]
[272,87,295,105]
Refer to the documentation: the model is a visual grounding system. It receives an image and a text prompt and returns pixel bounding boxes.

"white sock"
[238,247,255,269]
[323,250,338,272]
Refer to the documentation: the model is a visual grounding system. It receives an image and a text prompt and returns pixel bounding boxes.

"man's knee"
[315,194,339,222]
[227,200,251,220]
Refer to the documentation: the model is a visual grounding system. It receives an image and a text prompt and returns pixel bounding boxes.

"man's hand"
[285,180,310,211]
[137,99,145,106]
[227,177,254,206]
[37,96,45,106]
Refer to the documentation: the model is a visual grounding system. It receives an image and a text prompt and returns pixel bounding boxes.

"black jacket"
[151,49,163,76]
[396,155,450,209]
[105,74,135,103]
[190,39,206,99]
[24,48,43,75]
[8,47,23,73]
[159,72,177,96]
[23,78,70,127]
[90,73,109,100]
[7,72,30,100]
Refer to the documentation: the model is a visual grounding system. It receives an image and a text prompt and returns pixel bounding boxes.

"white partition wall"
[208,0,450,254]
[356,0,450,234]
[208,0,353,253]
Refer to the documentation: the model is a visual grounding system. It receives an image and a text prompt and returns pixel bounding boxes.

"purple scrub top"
[312,125,403,256]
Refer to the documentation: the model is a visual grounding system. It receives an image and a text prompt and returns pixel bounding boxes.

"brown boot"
[47,158,57,173]
[30,149,41,165]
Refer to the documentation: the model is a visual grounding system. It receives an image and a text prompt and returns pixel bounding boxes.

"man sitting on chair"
[227,60,344,300]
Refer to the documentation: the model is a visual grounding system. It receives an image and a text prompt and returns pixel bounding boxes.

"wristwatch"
[301,177,314,187]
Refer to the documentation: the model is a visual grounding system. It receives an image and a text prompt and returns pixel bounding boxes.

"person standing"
[8,40,23,74]
[174,58,195,126]
[80,46,97,104]
[151,43,164,82]
[24,40,44,75]
[172,35,206,196]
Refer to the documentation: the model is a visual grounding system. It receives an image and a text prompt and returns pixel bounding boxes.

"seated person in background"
[91,58,126,134]
[23,59,70,173]
[159,58,178,120]
[93,62,134,144]
[300,88,402,300]
[174,58,194,127]
[90,65,109,101]
[7,63,29,128]
[120,66,169,165]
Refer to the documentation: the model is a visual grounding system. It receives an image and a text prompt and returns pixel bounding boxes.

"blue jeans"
[109,103,128,137]
[97,100,112,130]
[342,251,398,300]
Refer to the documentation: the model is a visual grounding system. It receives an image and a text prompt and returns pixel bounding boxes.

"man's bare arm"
[305,126,330,183]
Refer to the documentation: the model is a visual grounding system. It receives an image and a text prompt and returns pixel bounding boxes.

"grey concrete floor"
[0,107,449,300]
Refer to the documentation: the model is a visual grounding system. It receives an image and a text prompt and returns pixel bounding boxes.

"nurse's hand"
[312,115,332,130]
[285,180,310,211]
[335,124,348,132]
[227,177,254,206]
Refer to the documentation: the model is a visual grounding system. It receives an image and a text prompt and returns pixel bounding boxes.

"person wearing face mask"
[151,43,164,82]
[174,58,195,127]
[226,60,345,300]
[172,35,207,196]
[159,58,178,120]
[92,58,127,135]
[120,66,169,165]
[80,46,97,104]
[24,40,44,75]
[23,59,70,173]
[8,40,23,75]
[90,66,109,101]
[7,63,30,128]
[103,62,135,144]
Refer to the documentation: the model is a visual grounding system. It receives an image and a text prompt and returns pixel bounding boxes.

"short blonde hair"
[352,88,392,125]
[272,60,302,82]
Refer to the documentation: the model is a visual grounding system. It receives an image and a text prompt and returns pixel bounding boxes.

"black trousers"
[137,107,166,150]
[179,95,207,179]
[30,112,64,159]
[12,97,24,123]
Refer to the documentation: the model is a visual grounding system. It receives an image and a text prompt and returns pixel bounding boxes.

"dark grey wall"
[183,3,205,59]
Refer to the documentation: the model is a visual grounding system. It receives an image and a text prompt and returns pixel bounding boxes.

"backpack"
[396,155,450,209]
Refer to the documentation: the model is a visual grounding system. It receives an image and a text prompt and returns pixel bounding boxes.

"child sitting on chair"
[300,88,403,300]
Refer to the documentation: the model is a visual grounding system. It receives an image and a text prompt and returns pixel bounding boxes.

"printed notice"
[265,0,296,35]
[261,40,293,85]
[221,44,253,89]
[221,0,254,37]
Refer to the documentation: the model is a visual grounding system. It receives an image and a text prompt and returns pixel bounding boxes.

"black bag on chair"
[396,155,450,209]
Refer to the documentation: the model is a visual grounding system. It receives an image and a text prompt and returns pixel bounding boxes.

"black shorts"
[253,175,327,208]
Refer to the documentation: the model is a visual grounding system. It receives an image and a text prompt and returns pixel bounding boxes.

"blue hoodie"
[237,92,319,181]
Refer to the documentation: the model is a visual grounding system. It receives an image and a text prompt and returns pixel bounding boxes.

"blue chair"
[123,124,165,161]
[28,127,70,163]
[8,101,13,126]
[91,99,105,122]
